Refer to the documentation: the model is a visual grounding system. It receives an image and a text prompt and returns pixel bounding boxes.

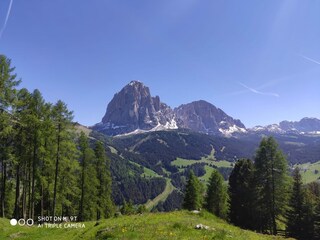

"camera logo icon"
[10,218,34,226]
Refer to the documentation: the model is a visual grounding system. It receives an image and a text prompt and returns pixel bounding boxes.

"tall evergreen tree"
[38,102,56,217]
[205,170,228,219]
[0,55,20,218]
[229,159,255,229]
[94,141,114,219]
[314,201,320,239]
[78,132,99,221]
[286,168,305,239]
[0,55,21,111]
[28,89,45,220]
[52,100,74,219]
[183,171,202,210]
[302,189,316,239]
[253,137,290,234]
[78,132,88,221]
[13,88,32,219]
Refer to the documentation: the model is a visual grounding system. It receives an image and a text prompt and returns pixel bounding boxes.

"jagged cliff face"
[174,100,246,135]
[279,118,320,133]
[96,81,177,135]
[93,81,320,136]
[250,118,320,135]
[93,81,246,136]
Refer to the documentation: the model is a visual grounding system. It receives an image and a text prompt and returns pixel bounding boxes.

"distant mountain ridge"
[250,117,320,135]
[92,81,246,136]
[92,80,320,137]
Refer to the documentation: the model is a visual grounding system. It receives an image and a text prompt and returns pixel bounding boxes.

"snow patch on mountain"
[219,125,247,136]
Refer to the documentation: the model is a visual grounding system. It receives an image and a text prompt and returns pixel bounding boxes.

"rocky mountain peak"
[279,117,320,133]
[93,81,247,136]
[95,81,176,135]
[174,100,246,135]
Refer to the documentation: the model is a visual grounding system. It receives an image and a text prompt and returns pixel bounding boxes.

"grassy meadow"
[0,211,290,240]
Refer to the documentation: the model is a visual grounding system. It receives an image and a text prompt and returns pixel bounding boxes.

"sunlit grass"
[0,211,289,240]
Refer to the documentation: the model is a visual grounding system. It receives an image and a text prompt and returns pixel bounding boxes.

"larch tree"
[52,100,74,219]
[205,169,228,219]
[0,55,20,218]
[94,141,114,219]
[183,171,203,211]
[78,132,99,221]
[286,167,305,239]
[229,159,255,229]
[254,137,291,235]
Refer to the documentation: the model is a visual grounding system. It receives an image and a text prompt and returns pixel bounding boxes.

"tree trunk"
[1,160,6,218]
[79,154,85,221]
[40,184,44,217]
[52,123,61,222]
[28,155,31,219]
[31,132,37,220]
[22,162,28,219]
[271,157,277,235]
[13,164,20,219]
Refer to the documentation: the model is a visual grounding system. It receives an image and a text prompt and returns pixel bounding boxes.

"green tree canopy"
[229,159,255,229]
[183,171,203,211]
[254,137,290,234]
[205,169,228,219]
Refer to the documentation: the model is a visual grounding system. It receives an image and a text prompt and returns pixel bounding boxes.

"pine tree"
[0,55,20,218]
[314,200,320,239]
[286,168,304,239]
[0,55,21,111]
[78,132,99,221]
[13,88,32,219]
[253,137,291,234]
[183,171,203,211]
[38,102,56,217]
[94,141,114,219]
[29,89,45,220]
[205,170,228,219]
[229,159,255,229]
[52,100,74,219]
[121,200,135,215]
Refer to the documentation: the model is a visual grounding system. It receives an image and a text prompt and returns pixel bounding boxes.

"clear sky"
[0,0,319,127]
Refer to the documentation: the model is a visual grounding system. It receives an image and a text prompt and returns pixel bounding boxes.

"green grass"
[128,161,160,178]
[172,157,232,172]
[0,211,289,240]
[171,157,217,167]
[171,146,232,169]
[108,146,118,154]
[200,165,217,182]
[145,179,175,210]
[74,124,92,136]
[294,161,320,183]
[172,156,233,185]
[141,167,160,178]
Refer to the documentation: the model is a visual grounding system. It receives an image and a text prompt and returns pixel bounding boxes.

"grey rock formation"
[250,117,320,135]
[94,81,176,135]
[174,100,246,135]
[279,117,320,133]
[92,81,247,136]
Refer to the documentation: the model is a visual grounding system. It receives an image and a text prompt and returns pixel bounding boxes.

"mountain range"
[92,80,320,137]
[85,81,320,209]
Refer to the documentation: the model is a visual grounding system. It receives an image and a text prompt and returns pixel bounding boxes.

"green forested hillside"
[100,128,320,210]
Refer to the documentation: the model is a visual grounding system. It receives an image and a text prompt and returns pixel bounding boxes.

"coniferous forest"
[183,136,320,239]
[0,55,114,221]
[2,54,320,239]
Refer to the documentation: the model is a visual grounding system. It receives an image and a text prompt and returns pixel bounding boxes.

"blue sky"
[0,0,319,127]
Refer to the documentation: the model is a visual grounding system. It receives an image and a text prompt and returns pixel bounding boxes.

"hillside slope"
[0,211,290,240]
